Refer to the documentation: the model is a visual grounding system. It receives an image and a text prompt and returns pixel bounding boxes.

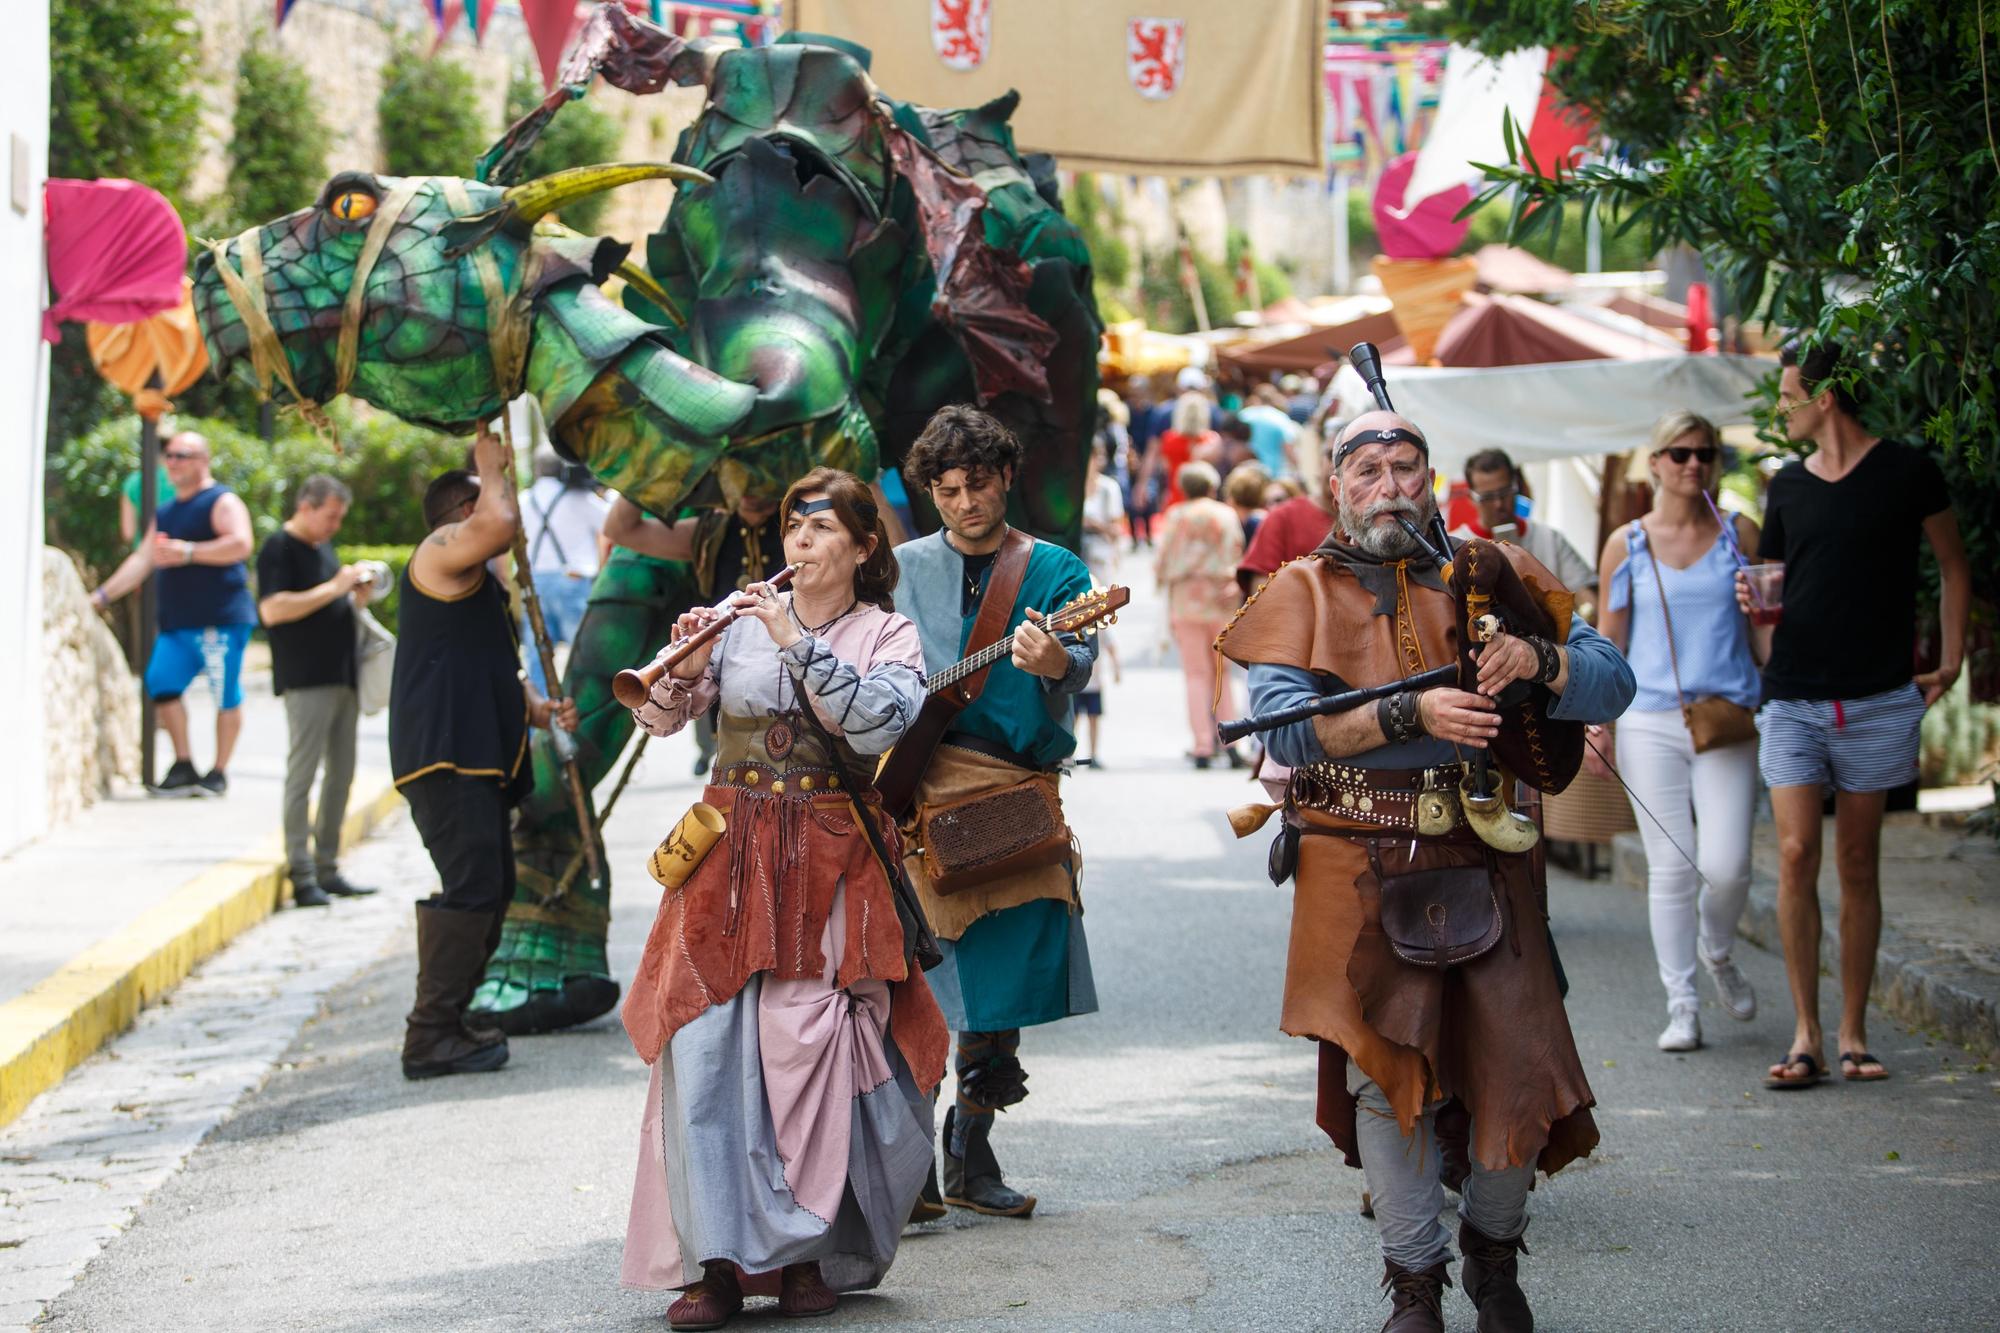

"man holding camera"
[257,474,378,908]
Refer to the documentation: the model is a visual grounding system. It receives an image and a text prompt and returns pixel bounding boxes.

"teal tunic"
[892,529,1099,1031]
[892,530,1097,766]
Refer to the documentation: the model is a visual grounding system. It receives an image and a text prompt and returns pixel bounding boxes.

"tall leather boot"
[1459,1219,1534,1332]
[403,904,510,1080]
[1379,1258,1449,1333]
[940,1106,1035,1218]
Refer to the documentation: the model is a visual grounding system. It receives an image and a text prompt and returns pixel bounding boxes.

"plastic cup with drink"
[1743,563,1784,626]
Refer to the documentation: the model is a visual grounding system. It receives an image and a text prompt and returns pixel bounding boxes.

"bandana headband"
[1333,426,1429,468]
[792,497,836,516]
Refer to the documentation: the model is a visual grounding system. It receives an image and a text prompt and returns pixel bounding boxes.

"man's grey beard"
[1338,491,1436,559]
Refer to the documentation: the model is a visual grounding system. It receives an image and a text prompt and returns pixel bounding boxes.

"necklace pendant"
[765,717,795,761]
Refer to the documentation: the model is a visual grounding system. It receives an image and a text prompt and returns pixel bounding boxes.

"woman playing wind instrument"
[618,468,946,1329]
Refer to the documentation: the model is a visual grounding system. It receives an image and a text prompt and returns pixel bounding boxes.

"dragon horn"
[502,162,714,223]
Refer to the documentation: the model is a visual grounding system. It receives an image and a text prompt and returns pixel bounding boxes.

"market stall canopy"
[1433,291,1663,366]
[789,0,1325,175]
[1216,309,1407,377]
[1327,354,1772,471]
[42,178,186,342]
[1473,244,1573,295]
[1100,320,1210,380]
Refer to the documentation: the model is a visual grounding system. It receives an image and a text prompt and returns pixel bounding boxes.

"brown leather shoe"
[1380,1258,1449,1332]
[1459,1219,1534,1332]
[778,1262,838,1318]
[667,1263,743,1330]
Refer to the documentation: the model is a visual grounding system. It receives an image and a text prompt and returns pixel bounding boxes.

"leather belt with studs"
[718,762,843,797]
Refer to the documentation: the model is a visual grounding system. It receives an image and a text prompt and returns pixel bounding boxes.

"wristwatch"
[180,540,196,566]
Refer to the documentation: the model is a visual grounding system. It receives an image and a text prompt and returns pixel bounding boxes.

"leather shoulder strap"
[957,527,1034,706]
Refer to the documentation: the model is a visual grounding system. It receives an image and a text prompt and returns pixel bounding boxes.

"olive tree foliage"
[1434,0,2000,653]
[1434,1,2000,477]
[503,72,625,235]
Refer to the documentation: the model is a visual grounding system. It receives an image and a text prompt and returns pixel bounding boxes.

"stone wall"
[42,550,140,828]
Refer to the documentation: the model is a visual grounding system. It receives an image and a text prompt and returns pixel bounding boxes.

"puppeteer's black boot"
[402,904,510,1080]
[940,1106,1035,1217]
[908,1159,946,1225]
[1459,1219,1534,1332]
[1379,1258,1450,1333]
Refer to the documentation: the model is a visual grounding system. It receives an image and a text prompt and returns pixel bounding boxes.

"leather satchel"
[1377,864,1504,968]
[1641,519,1758,754]
[919,774,1073,896]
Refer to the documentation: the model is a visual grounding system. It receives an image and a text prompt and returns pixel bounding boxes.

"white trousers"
[1614,708,1757,1009]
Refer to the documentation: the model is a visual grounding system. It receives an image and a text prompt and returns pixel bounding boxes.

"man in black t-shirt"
[257,475,377,909]
[1742,343,1969,1090]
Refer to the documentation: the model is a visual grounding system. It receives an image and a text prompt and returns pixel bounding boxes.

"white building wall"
[0,1,51,856]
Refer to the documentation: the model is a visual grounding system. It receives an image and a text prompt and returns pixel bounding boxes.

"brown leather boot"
[1459,1219,1534,1332]
[667,1262,743,1330]
[1379,1258,1449,1332]
[402,904,509,1080]
[777,1261,838,1318]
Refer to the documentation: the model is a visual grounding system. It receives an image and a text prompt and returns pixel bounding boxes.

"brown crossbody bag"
[1642,519,1758,754]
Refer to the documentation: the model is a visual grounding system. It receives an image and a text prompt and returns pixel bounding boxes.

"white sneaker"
[1657,1003,1702,1052]
[1701,945,1757,1021]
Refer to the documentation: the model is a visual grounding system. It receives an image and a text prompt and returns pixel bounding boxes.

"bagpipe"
[1220,344,1585,853]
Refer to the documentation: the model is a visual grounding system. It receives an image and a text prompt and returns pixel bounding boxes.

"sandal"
[668,1264,744,1331]
[1841,1051,1890,1082]
[1764,1050,1827,1090]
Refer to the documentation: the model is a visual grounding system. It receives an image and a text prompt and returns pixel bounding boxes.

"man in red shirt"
[1237,430,1337,598]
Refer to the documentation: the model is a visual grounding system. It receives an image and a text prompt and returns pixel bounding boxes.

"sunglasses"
[1468,486,1516,503]
[1655,446,1718,465]
[163,451,203,461]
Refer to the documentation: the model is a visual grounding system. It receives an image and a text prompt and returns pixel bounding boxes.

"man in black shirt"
[1743,342,1969,1089]
[257,475,377,909]
[393,430,578,1080]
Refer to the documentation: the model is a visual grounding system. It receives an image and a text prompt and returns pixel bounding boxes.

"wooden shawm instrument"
[610,564,796,708]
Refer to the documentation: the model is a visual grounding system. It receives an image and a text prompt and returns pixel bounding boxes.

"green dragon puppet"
[191,4,1102,1034]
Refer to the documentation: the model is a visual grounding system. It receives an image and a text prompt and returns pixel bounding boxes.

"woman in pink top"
[1154,460,1247,767]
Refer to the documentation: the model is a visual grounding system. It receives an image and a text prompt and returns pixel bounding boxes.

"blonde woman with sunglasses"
[1595,412,1763,1054]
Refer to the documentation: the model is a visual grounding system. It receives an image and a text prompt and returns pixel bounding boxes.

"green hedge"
[47,403,467,583]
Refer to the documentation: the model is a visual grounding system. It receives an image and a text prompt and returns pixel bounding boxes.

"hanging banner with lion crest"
[789,0,1326,176]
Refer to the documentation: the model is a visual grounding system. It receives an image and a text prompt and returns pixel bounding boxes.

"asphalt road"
[39,581,2000,1332]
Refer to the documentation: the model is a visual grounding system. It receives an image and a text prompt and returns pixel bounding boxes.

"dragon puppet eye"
[329,190,378,223]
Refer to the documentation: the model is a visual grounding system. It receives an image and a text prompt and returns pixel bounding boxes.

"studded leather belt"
[1288,762,1465,834]
[717,762,845,797]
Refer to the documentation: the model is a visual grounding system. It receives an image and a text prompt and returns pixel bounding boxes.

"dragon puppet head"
[190,163,707,435]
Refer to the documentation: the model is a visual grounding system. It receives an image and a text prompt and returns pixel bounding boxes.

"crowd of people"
[84,339,1970,1329]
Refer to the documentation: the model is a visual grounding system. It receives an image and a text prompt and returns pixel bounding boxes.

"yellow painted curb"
[0,781,406,1130]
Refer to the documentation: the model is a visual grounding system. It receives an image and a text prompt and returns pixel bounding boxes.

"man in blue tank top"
[92,432,257,797]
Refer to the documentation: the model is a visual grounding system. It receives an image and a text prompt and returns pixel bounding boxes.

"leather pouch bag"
[1267,820,1300,886]
[1642,518,1759,755]
[919,776,1072,896]
[1378,865,1504,968]
[1682,694,1758,753]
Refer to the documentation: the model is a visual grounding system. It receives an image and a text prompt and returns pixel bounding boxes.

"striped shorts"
[1757,681,1926,793]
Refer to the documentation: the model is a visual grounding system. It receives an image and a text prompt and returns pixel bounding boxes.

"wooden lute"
[875,585,1129,819]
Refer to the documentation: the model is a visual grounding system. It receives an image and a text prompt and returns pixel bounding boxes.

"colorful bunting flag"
[522,0,585,93]
[464,0,500,43]
[273,0,300,26]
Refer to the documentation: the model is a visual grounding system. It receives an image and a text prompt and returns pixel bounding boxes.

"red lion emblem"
[931,0,992,72]
[1126,18,1186,100]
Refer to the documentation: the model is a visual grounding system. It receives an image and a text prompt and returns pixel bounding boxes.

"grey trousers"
[1348,1061,1536,1271]
[282,684,359,882]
